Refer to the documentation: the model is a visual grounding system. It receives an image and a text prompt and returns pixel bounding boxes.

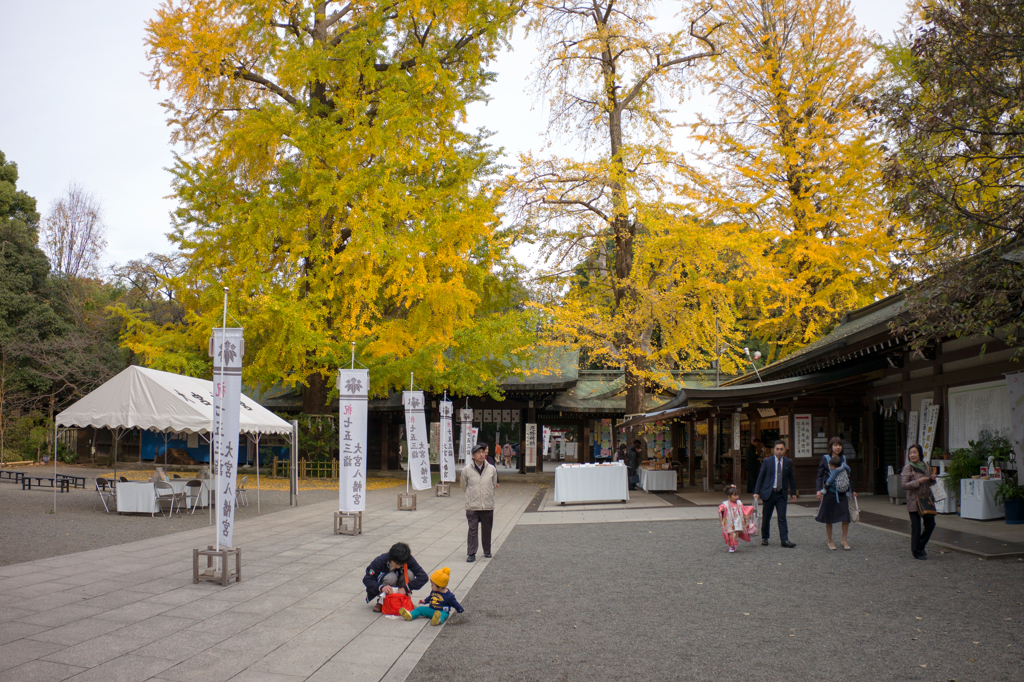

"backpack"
[834,468,850,493]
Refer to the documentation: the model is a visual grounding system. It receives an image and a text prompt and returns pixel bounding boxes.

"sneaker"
[430,610,442,626]
[484,552,492,558]
[466,555,476,563]
[728,547,735,553]
[399,607,413,621]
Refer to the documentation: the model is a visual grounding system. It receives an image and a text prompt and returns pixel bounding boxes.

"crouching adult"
[363,542,429,612]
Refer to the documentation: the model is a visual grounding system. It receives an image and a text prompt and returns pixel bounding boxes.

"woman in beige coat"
[900,444,938,560]
[462,443,497,563]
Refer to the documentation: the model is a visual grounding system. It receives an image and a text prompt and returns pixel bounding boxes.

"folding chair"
[154,481,186,518]
[95,477,116,513]
[236,475,249,507]
[185,479,205,514]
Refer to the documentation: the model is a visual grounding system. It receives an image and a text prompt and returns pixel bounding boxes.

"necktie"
[775,458,782,492]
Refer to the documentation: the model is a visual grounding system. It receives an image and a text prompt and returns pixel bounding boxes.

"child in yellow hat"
[399,567,464,625]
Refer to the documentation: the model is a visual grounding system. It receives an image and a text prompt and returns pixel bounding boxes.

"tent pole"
[254,433,261,514]
[52,423,58,514]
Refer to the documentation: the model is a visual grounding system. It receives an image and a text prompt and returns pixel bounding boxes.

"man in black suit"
[753,440,798,548]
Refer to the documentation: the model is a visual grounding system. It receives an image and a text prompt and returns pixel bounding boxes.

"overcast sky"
[0,1,909,271]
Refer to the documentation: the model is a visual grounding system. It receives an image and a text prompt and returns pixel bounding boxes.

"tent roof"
[56,366,292,436]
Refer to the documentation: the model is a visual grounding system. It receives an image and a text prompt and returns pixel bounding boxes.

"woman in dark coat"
[901,444,938,560]
[815,436,856,550]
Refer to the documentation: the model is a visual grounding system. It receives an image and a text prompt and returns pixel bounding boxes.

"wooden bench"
[21,476,70,492]
[56,473,87,489]
[0,471,25,483]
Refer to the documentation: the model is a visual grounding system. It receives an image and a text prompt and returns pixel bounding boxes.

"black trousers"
[909,511,936,556]
[466,509,493,556]
[761,490,789,543]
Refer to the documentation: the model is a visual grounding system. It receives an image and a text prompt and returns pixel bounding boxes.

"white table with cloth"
[639,467,677,492]
[116,480,209,514]
[553,463,629,504]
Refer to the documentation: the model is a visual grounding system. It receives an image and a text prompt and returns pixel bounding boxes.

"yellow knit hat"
[430,567,450,588]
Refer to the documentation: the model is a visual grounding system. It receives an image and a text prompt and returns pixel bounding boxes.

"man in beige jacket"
[462,443,497,563]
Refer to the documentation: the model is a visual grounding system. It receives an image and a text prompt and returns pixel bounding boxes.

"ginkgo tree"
[684,0,900,361]
[122,1,536,411]
[509,1,755,418]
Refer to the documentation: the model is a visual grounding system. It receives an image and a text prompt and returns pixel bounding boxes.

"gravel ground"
[409,517,1024,682]
[0,465,358,566]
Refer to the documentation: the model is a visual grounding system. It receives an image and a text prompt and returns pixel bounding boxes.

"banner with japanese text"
[210,328,243,548]
[459,408,473,462]
[542,426,550,465]
[338,369,369,512]
[922,404,940,461]
[404,391,431,490]
[439,400,456,482]
[1007,373,1024,484]
[525,424,537,467]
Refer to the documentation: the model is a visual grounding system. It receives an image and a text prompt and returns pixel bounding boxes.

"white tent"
[54,365,294,514]
[56,365,291,435]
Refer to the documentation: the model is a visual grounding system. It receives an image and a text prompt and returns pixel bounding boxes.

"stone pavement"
[0,481,537,682]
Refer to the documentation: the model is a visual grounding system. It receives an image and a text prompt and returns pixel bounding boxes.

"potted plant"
[942,448,984,505]
[995,478,1024,524]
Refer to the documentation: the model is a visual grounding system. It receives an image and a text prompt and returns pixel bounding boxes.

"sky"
[0,1,910,271]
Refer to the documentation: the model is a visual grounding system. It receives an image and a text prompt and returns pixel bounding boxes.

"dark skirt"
[815,492,850,524]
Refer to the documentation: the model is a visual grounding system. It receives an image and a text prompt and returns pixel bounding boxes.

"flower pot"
[1004,498,1024,525]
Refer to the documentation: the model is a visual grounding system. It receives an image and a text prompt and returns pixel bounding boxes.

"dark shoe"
[467,555,476,563]
[781,541,797,548]
[372,602,383,613]
[914,553,928,560]
[761,539,769,546]
[484,553,492,558]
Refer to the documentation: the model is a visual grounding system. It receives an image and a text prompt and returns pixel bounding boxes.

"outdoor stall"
[553,462,629,504]
[54,365,292,514]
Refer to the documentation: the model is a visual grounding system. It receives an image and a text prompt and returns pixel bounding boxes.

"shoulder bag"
[849,494,861,523]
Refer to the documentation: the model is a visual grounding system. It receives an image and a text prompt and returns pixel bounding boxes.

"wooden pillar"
[933,355,947,455]
[380,418,389,471]
[687,420,696,486]
[582,419,591,464]
[708,416,718,490]
[670,421,682,462]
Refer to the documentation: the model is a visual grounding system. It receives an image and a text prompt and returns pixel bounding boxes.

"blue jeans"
[408,606,449,623]
[761,490,789,543]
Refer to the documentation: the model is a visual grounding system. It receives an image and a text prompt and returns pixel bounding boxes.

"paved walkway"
[0,482,537,682]
[4,476,1023,681]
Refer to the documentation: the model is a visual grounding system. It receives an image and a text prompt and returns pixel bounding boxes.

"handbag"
[381,592,415,616]
[917,494,938,516]
[849,494,861,523]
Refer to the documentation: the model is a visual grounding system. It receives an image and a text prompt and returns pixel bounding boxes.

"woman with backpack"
[815,437,856,550]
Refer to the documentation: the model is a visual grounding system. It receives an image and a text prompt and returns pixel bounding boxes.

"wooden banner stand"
[193,545,242,586]
[435,482,450,497]
[334,511,362,535]
[397,493,417,511]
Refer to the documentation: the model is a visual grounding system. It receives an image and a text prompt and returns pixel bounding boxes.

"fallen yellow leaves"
[103,472,404,493]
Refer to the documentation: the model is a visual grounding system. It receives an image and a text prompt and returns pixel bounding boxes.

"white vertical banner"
[209,327,243,549]
[922,404,941,461]
[459,408,473,462]
[470,427,479,448]
[525,424,538,467]
[1007,373,1024,485]
[338,369,369,512]
[907,411,919,448]
[403,391,431,490]
[439,400,456,482]
[918,398,933,445]
[732,413,742,451]
[542,426,550,464]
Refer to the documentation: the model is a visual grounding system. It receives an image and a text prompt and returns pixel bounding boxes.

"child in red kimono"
[719,485,756,553]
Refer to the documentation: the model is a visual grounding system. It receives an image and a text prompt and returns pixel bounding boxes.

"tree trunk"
[303,371,332,414]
